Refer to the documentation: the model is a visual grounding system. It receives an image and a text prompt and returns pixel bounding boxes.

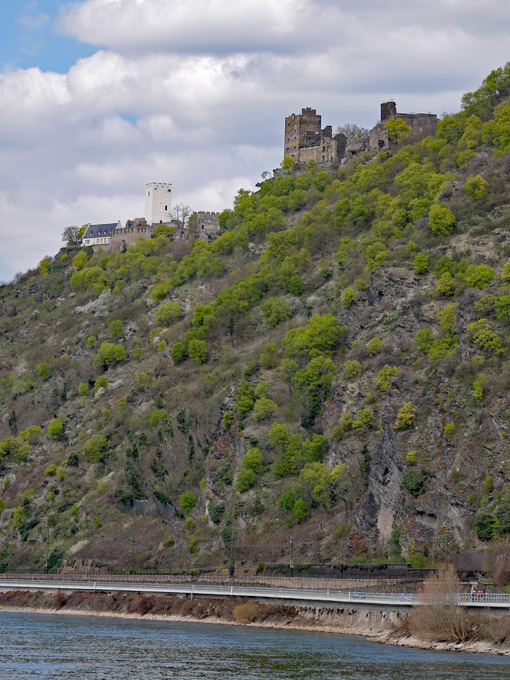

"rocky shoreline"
[0,590,509,656]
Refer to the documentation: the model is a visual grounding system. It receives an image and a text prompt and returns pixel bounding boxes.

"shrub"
[394,402,417,430]
[443,423,456,437]
[93,342,127,372]
[86,335,97,349]
[366,336,384,356]
[188,339,208,365]
[342,360,361,379]
[72,251,88,270]
[149,409,169,427]
[375,365,399,390]
[47,418,64,440]
[464,174,488,201]
[413,253,429,275]
[474,513,497,541]
[151,279,171,301]
[170,341,188,363]
[237,468,256,493]
[253,397,278,422]
[221,411,235,429]
[37,362,52,380]
[108,319,123,340]
[403,469,424,497]
[155,300,182,326]
[179,491,198,515]
[78,382,88,396]
[260,342,279,369]
[501,262,510,283]
[471,376,484,402]
[468,319,504,355]
[341,287,357,309]
[44,464,57,477]
[406,450,417,465]
[484,474,494,495]
[83,435,108,462]
[94,375,108,393]
[436,272,456,297]
[464,265,495,289]
[208,503,225,524]
[429,203,456,236]
[242,448,263,473]
[262,297,292,328]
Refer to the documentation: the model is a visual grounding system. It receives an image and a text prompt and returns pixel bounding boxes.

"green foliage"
[221,411,235,430]
[282,314,347,360]
[394,403,416,430]
[464,174,488,200]
[208,503,225,524]
[170,341,188,363]
[155,300,182,326]
[260,342,279,369]
[403,469,424,497]
[385,117,412,143]
[108,319,123,340]
[93,342,127,372]
[341,287,357,309]
[149,409,169,427]
[179,491,198,515]
[237,468,256,493]
[374,365,399,390]
[413,253,429,275]
[261,297,292,328]
[482,102,510,156]
[72,251,89,270]
[483,474,494,495]
[78,382,88,396]
[406,450,417,465]
[236,381,255,416]
[188,339,208,365]
[342,359,361,379]
[94,375,108,393]
[474,513,497,541]
[39,258,51,278]
[269,422,327,477]
[83,435,108,461]
[151,279,172,301]
[331,409,373,440]
[243,448,263,473]
[37,362,52,380]
[292,497,308,523]
[44,464,57,476]
[366,336,384,356]
[47,418,64,440]
[429,203,456,236]
[464,265,495,289]
[468,318,504,355]
[501,262,510,283]
[253,397,278,422]
[86,335,97,349]
[471,376,484,403]
[443,423,456,437]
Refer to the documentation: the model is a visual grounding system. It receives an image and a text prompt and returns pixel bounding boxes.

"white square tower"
[145,182,172,225]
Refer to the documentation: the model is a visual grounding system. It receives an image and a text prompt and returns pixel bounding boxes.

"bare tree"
[172,203,192,231]
[336,123,369,144]
[61,226,80,245]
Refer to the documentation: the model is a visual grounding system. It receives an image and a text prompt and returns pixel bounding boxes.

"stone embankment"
[0,590,508,656]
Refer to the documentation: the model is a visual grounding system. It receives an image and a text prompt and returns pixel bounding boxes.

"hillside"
[2,66,510,574]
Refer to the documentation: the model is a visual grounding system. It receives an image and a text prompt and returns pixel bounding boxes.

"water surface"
[0,611,509,679]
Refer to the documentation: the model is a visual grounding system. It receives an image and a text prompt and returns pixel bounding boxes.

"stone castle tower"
[284,108,347,166]
[145,182,172,225]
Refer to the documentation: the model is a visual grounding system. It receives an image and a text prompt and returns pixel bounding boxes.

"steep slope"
[2,66,510,573]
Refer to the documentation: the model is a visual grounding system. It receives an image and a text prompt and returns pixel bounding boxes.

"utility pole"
[130,521,135,573]
[290,537,294,573]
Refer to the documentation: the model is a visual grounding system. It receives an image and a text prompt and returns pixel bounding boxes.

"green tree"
[170,341,188,363]
[261,297,292,328]
[385,117,412,143]
[155,300,182,326]
[108,320,123,340]
[464,174,488,200]
[429,203,456,236]
[93,342,127,372]
[83,435,108,461]
[394,403,417,430]
[180,491,198,515]
[47,418,64,440]
[37,362,52,380]
[188,339,208,365]
[253,397,278,422]
[413,253,429,274]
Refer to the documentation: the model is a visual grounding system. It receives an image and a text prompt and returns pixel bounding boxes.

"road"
[0,577,509,608]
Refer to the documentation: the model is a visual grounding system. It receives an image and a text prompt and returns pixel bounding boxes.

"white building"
[145,182,172,225]
[82,222,122,247]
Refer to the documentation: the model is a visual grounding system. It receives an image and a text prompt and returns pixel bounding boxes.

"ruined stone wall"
[109,224,154,251]
[284,108,321,161]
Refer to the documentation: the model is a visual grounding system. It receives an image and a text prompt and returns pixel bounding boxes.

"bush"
[237,467,256,493]
[413,253,429,275]
[253,397,278,422]
[108,320,123,340]
[170,341,188,363]
[464,174,488,201]
[262,297,292,328]
[47,418,64,440]
[260,342,279,369]
[208,503,225,524]
[394,402,417,430]
[375,365,399,390]
[155,300,182,326]
[501,262,510,283]
[342,359,361,379]
[293,498,308,523]
[188,339,208,365]
[93,342,127,372]
[242,448,263,473]
[406,450,417,465]
[94,375,108,393]
[37,362,52,380]
[366,336,384,356]
[149,409,169,427]
[151,279,171,301]
[83,435,108,462]
[403,469,424,497]
[468,319,504,355]
[464,265,495,289]
[179,491,198,515]
[429,203,456,236]
[474,513,497,541]
[443,423,456,437]
[341,287,357,308]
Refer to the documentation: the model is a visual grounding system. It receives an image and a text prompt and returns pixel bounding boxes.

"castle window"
[378,139,385,149]
[165,205,167,210]
[147,191,150,196]
[160,220,162,224]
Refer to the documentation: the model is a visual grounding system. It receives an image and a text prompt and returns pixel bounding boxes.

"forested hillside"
[2,66,510,573]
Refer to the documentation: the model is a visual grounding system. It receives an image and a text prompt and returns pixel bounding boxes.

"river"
[0,611,509,679]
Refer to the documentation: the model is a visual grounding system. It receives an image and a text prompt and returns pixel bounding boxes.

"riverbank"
[0,590,508,656]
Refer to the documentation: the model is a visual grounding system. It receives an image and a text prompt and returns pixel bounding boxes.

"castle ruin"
[283,101,438,167]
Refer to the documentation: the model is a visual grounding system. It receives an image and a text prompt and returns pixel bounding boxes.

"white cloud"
[1,0,510,281]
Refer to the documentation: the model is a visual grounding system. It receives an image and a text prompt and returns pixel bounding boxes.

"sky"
[1,1,510,282]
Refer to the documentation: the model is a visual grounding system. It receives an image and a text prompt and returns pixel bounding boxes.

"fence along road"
[0,577,509,608]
